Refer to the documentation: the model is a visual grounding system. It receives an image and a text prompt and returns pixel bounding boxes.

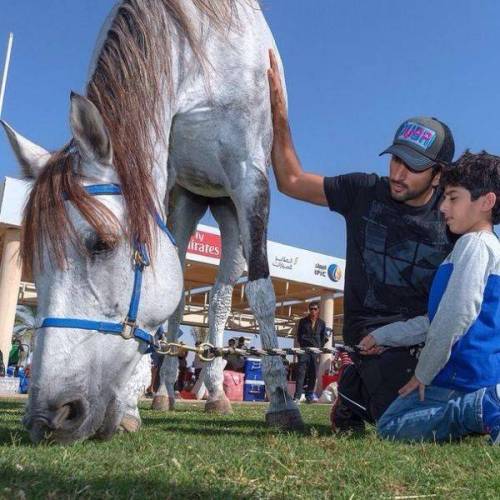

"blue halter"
[40,184,175,352]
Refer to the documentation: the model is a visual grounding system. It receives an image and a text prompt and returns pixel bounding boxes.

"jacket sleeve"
[415,234,491,385]
[370,315,430,347]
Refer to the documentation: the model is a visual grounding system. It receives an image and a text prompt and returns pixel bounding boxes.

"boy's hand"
[358,334,384,356]
[399,375,426,401]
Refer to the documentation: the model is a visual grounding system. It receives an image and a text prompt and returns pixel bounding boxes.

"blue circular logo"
[327,264,342,282]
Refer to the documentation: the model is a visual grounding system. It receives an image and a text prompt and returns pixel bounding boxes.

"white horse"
[2,0,302,443]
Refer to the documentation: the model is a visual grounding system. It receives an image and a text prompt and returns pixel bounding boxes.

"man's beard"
[389,180,433,203]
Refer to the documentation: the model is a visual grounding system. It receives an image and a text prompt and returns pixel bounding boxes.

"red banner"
[187,230,221,259]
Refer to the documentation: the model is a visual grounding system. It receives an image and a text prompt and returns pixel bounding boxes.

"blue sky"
[1,0,500,262]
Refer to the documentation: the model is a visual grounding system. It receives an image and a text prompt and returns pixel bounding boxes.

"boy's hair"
[441,150,500,224]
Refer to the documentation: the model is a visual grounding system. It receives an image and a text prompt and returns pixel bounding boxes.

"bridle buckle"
[121,318,136,339]
[133,249,149,268]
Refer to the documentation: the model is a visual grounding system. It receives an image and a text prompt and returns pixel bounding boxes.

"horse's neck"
[87,1,122,84]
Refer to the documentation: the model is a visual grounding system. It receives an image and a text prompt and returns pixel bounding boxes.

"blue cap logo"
[327,264,342,282]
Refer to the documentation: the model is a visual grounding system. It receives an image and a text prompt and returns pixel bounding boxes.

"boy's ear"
[481,192,497,213]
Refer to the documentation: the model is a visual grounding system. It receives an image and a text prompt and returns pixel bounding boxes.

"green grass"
[0,399,499,499]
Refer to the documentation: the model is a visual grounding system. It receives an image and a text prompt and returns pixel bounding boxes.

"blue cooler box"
[244,358,263,381]
[243,380,266,401]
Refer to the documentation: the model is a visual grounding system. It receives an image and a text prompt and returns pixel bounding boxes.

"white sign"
[0,177,31,227]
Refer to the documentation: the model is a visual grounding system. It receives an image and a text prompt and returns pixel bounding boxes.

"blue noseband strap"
[40,183,174,351]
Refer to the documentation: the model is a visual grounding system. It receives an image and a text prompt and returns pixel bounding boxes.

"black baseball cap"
[380,117,455,171]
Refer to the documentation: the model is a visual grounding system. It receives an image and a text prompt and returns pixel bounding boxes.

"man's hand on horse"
[399,375,426,401]
[267,49,289,134]
[358,334,384,356]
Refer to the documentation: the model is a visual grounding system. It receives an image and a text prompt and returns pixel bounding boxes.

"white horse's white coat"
[3,0,302,442]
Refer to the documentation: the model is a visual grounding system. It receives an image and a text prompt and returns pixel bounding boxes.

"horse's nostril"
[50,399,86,429]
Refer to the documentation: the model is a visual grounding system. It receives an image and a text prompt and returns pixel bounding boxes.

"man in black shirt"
[294,301,327,403]
[267,51,456,431]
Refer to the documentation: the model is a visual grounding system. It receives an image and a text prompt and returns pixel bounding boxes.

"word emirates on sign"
[187,230,222,259]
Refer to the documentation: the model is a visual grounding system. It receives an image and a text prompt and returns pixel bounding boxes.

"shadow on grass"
[142,414,337,439]
[142,415,264,427]
[0,465,250,499]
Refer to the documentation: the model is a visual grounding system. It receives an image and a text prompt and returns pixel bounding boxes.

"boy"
[359,151,500,444]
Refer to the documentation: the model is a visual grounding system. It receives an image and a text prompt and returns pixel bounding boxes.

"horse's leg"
[233,168,304,430]
[152,185,208,411]
[204,198,245,414]
[119,354,151,432]
[151,320,177,411]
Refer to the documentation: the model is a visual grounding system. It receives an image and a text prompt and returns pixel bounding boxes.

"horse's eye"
[93,239,110,254]
[85,235,113,256]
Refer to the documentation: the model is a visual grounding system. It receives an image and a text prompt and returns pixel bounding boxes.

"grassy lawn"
[0,398,499,499]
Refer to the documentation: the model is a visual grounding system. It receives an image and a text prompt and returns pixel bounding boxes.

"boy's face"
[440,186,494,234]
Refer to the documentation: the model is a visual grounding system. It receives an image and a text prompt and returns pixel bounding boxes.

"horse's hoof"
[151,395,175,411]
[119,414,141,433]
[205,397,233,415]
[265,409,305,431]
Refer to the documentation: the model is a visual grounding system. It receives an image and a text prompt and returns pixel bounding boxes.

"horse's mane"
[23,0,243,271]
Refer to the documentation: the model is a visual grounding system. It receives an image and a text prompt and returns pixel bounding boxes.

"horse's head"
[1,93,182,443]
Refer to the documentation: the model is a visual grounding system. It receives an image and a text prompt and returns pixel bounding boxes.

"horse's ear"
[0,120,50,179]
[69,92,113,165]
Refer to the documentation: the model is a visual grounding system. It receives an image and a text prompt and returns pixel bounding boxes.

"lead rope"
[154,341,360,361]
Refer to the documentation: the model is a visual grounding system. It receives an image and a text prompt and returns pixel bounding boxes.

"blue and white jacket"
[371,231,500,392]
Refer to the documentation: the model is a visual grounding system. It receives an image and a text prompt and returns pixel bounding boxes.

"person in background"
[294,301,327,403]
[146,350,163,397]
[8,339,21,368]
[224,338,245,372]
[193,341,204,381]
[175,350,188,393]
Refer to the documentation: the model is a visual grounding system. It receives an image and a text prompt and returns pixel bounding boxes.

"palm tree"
[13,305,37,365]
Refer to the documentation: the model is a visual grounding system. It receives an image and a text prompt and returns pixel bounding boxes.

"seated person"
[224,338,245,372]
[360,151,500,444]
[237,336,248,350]
[175,350,188,392]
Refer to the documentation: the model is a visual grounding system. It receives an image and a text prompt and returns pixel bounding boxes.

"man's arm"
[268,50,327,206]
